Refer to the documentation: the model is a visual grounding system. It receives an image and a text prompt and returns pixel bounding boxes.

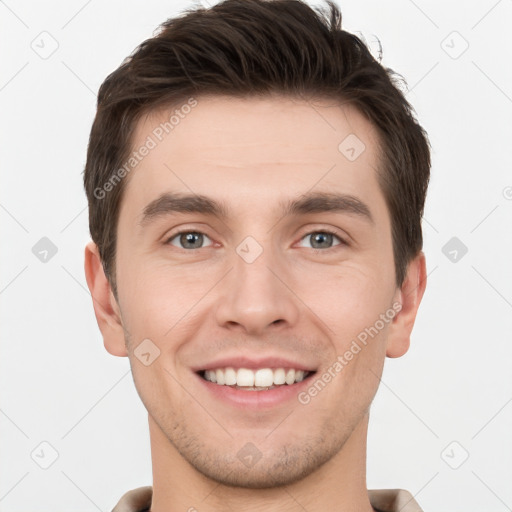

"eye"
[297,230,346,250]
[166,231,213,249]
[165,229,346,251]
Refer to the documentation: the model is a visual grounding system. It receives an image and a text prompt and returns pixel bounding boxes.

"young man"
[83,0,430,510]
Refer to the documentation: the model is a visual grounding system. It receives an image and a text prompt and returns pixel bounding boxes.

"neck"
[148,411,375,512]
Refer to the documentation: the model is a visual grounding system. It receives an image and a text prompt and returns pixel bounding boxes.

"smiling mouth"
[198,367,316,391]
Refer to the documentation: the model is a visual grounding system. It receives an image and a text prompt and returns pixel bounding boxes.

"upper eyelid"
[296,230,348,249]
[299,229,346,243]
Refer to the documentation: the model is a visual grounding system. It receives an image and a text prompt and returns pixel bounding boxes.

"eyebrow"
[139,191,374,227]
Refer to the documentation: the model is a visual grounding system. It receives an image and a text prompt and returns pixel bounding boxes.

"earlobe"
[386,251,427,358]
[84,241,128,357]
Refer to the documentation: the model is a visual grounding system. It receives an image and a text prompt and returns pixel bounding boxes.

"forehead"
[120,95,385,220]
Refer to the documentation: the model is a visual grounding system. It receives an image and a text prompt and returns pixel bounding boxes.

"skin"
[85,94,426,512]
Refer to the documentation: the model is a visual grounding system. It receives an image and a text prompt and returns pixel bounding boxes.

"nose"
[214,241,300,335]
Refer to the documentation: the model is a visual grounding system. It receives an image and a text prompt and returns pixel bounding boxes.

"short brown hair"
[83,0,431,299]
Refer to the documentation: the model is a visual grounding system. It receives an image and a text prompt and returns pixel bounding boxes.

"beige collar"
[112,486,424,512]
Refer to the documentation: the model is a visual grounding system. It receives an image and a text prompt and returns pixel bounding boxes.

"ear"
[84,240,128,357]
[386,251,427,358]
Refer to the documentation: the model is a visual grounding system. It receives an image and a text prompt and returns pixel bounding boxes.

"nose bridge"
[215,234,299,333]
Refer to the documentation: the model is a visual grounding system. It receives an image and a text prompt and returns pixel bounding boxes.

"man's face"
[113,95,400,487]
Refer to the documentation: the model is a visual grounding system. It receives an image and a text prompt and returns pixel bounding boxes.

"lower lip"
[195,372,315,409]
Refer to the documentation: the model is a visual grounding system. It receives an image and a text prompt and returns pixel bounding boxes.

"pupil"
[312,232,332,248]
[181,232,202,248]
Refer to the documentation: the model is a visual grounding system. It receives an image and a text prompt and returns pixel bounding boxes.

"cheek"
[295,260,395,337]
[118,256,204,328]
[128,358,184,425]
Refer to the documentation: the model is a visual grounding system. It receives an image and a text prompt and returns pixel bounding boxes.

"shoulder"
[368,488,424,512]
[111,486,152,512]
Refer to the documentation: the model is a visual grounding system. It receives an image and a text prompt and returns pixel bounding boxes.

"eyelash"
[165,228,348,251]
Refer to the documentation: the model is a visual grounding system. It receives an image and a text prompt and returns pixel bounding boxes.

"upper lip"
[192,355,317,373]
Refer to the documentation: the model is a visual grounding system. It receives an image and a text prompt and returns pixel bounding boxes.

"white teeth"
[254,368,274,387]
[285,369,296,385]
[215,369,225,385]
[224,367,237,385]
[202,367,311,387]
[236,368,254,386]
[273,368,286,385]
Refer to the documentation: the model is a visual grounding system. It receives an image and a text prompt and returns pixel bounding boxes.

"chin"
[182,437,342,490]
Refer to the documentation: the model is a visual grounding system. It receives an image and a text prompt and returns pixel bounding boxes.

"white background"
[1,0,511,510]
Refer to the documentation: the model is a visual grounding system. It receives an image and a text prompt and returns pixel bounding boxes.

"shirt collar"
[112,486,424,512]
